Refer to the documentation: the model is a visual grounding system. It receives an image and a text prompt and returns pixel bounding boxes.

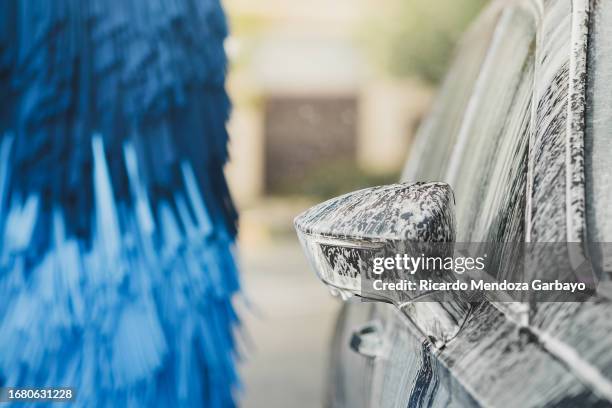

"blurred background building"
[222,0,486,406]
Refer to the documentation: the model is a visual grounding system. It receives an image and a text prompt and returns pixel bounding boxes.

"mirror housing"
[294,182,469,346]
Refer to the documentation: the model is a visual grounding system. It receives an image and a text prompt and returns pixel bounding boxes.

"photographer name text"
[372,279,587,293]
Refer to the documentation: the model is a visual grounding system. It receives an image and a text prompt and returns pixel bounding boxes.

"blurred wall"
[359,80,432,175]
[224,0,434,206]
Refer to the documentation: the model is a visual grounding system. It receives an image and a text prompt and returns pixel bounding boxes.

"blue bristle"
[0,0,241,406]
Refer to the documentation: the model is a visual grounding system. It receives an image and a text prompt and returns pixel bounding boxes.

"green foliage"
[366,0,487,84]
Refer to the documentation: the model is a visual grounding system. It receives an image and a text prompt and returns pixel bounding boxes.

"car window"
[401,7,501,183]
[444,6,535,243]
[404,5,536,244]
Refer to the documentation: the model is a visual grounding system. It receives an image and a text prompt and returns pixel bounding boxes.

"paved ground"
[237,231,340,407]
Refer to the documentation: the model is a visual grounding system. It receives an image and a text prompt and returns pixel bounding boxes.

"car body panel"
[324,0,612,406]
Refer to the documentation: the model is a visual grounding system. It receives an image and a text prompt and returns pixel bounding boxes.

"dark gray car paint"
[305,0,612,407]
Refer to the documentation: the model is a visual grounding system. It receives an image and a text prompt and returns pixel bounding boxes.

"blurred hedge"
[364,0,487,84]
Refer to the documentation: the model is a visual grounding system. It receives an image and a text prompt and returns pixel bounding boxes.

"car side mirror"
[294,182,470,347]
